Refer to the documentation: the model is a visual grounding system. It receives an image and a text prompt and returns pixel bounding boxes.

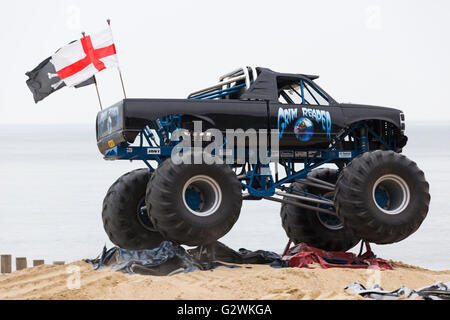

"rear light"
[97,105,121,140]
[399,112,405,133]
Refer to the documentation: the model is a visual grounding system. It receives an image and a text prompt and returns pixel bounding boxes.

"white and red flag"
[50,28,119,87]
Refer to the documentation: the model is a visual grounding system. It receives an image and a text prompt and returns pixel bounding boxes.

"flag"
[51,28,118,87]
[25,28,118,103]
[26,56,64,103]
[25,56,96,103]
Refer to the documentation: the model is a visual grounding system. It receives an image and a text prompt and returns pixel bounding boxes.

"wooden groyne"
[1,254,65,273]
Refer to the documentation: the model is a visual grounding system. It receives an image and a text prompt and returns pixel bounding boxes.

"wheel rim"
[182,175,222,217]
[315,192,344,230]
[136,197,156,231]
[372,174,410,215]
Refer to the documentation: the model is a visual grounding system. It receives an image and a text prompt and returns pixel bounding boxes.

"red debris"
[282,242,393,270]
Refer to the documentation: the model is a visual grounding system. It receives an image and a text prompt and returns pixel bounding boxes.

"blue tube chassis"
[102,120,394,211]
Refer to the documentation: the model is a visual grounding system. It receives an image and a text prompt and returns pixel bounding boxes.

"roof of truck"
[188,66,325,102]
[240,67,320,101]
[258,67,319,80]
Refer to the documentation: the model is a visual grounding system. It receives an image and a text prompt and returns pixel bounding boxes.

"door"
[269,77,344,150]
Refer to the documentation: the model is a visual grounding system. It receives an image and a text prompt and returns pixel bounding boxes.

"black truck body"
[97,68,406,155]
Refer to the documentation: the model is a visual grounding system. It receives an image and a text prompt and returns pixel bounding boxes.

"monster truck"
[97,66,430,251]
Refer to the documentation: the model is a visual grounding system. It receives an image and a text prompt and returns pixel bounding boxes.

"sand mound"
[0,261,449,300]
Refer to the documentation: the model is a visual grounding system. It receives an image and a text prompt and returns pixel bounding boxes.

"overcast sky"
[0,0,449,124]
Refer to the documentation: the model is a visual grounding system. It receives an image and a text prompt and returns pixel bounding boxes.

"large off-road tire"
[280,168,360,251]
[146,157,242,246]
[102,168,165,250]
[335,150,430,244]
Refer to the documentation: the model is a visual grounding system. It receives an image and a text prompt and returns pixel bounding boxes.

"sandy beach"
[1,261,449,300]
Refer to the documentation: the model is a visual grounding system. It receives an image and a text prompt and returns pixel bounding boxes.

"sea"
[0,123,449,270]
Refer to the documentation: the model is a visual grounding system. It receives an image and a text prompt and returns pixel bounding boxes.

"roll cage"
[187,66,336,104]
[188,66,258,100]
[278,79,330,106]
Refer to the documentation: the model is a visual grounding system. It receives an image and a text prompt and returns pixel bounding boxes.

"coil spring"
[360,135,369,153]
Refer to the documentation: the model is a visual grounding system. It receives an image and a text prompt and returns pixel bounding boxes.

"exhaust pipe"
[262,196,338,216]
[275,191,334,206]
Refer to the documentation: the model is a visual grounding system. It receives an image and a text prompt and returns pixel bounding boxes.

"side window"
[277,78,329,106]
[278,93,290,104]
[303,81,329,106]
[279,86,303,104]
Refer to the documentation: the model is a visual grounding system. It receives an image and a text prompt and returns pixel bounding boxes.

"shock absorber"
[155,119,169,145]
[360,127,369,153]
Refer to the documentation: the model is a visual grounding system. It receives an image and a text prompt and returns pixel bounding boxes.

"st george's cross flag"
[51,28,118,87]
[26,28,119,103]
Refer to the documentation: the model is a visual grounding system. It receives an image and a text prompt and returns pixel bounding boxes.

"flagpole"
[82,31,103,110]
[118,68,127,98]
[94,76,103,110]
[107,19,127,99]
